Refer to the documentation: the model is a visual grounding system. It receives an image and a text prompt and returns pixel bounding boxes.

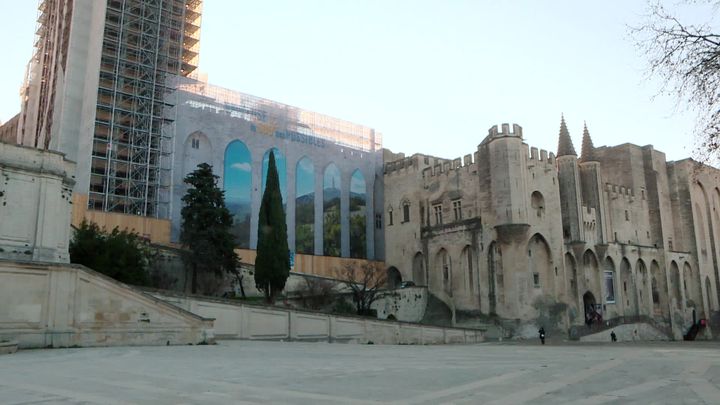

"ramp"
[0,259,214,348]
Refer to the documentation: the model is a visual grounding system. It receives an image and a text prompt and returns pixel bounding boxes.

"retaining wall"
[0,260,214,348]
[151,291,484,345]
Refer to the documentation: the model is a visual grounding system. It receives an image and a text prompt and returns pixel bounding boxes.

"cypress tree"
[255,151,290,303]
[180,163,239,294]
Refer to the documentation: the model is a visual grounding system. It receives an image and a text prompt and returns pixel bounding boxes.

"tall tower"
[577,123,608,243]
[556,115,584,243]
[18,0,202,221]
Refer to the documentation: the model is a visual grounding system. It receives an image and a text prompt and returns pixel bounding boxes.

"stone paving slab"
[1,340,719,404]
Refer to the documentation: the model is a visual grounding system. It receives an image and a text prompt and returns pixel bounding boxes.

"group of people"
[585,310,603,328]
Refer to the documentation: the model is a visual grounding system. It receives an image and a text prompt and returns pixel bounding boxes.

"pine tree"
[180,163,239,294]
[255,151,290,303]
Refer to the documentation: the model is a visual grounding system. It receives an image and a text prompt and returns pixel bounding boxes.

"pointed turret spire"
[556,114,577,157]
[579,121,596,162]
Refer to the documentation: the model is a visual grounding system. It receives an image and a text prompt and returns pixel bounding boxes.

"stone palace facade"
[383,118,720,339]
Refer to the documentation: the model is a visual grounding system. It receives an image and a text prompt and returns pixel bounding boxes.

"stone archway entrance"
[583,291,597,325]
[387,267,402,289]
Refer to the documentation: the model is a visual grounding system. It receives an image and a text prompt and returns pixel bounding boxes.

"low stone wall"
[580,323,671,342]
[0,260,214,348]
[372,287,427,323]
[150,291,484,345]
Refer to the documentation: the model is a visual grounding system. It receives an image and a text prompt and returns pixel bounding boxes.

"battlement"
[582,205,597,231]
[605,182,636,201]
[488,123,523,139]
[527,145,556,165]
[384,156,420,175]
[421,153,477,179]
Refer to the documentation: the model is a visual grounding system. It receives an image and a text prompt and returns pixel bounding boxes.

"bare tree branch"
[336,262,388,316]
[630,1,720,165]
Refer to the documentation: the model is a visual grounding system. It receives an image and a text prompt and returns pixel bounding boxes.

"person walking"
[610,330,617,342]
[538,327,546,345]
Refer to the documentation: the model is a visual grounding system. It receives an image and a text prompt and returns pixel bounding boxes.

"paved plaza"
[1,340,719,404]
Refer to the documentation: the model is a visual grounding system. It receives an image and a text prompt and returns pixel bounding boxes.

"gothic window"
[604,271,616,303]
[402,201,410,223]
[433,204,443,225]
[453,200,462,221]
[466,247,473,290]
[439,249,450,293]
[388,207,394,226]
[652,277,660,304]
[531,191,545,217]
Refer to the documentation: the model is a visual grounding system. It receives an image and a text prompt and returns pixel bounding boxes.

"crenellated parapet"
[483,123,523,144]
[384,155,421,176]
[581,205,597,231]
[421,153,477,179]
[605,183,636,202]
[527,145,556,167]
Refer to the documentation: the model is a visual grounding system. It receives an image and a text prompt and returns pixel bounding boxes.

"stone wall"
[0,142,75,263]
[0,260,214,348]
[150,291,483,345]
[372,286,427,322]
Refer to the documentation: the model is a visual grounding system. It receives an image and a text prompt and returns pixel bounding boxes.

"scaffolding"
[176,76,383,153]
[89,0,202,218]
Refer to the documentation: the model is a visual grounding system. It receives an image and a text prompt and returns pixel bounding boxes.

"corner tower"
[556,115,584,242]
[484,123,528,226]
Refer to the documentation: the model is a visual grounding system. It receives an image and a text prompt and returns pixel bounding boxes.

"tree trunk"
[238,274,246,298]
[265,284,272,304]
[191,265,198,294]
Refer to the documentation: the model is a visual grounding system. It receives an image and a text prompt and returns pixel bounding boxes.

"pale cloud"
[231,162,252,172]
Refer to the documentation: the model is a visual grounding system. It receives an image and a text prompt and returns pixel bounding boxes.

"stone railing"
[148,290,485,345]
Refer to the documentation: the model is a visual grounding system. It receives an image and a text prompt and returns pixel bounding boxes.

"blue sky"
[0,1,713,162]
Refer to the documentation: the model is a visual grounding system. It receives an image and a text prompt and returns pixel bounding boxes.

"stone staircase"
[420,293,454,327]
[569,315,672,341]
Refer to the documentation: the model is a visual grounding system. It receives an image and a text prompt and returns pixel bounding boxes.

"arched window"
[223,141,252,248]
[350,170,367,258]
[463,246,474,293]
[531,191,545,217]
[620,258,638,315]
[604,258,616,303]
[528,234,552,293]
[295,157,314,254]
[323,164,342,256]
[387,267,402,289]
[412,252,425,285]
[438,249,451,294]
[670,261,682,306]
[402,200,411,223]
